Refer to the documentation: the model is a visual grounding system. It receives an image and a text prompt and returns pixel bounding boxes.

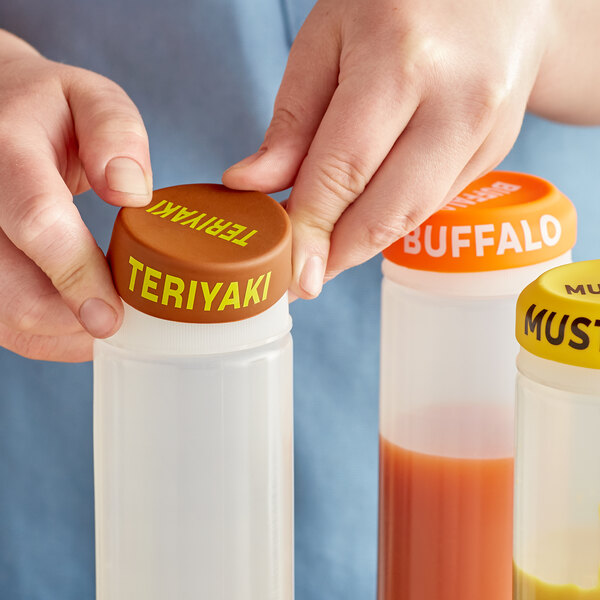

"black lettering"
[545,312,569,346]
[569,317,592,350]
[565,284,585,295]
[586,284,600,295]
[524,304,547,340]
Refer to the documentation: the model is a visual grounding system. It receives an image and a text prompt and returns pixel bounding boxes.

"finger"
[326,100,495,277]
[0,322,93,362]
[66,68,152,207]
[0,228,83,336]
[223,2,340,192]
[284,61,420,299]
[0,137,123,338]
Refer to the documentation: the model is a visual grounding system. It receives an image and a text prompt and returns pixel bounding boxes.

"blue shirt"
[0,1,599,598]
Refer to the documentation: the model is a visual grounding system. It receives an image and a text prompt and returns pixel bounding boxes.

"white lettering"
[521,219,542,251]
[451,226,472,258]
[424,225,447,257]
[497,222,523,255]
[540,214,561,247]
[474,224,495,257]
[403,227,421,255]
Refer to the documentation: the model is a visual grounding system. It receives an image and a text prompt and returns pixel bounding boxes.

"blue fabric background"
[0,1,599,598]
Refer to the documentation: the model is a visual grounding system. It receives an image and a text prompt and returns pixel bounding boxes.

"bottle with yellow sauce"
[514,261,600,599]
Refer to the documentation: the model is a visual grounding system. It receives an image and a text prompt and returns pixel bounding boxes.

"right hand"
[0,30,152,362]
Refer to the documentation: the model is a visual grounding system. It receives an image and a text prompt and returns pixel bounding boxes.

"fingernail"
[106,157,150,200]
[225,149,267,172]
[299,255,325,298]
[80,298,118,338]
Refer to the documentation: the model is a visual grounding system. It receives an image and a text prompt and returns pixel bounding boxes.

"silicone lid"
[516,260,600,370]
[107,184,292,323]
[383,172,576,272]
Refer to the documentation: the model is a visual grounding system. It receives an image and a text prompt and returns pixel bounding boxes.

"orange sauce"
[377,436,514,600]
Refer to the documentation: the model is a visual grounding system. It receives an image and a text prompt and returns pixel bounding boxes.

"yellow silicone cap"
[516,260,600,369]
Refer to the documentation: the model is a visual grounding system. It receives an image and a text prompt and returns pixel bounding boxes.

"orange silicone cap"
[383,172,577,272]
[107,184,292,323]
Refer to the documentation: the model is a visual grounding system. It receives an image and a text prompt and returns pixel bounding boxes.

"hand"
[223,0,555,299]
[0,31,152,361]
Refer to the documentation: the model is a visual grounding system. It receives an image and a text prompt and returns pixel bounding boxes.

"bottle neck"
[517,349,600,396]
[101,293,291,356]
[382,251,572,297]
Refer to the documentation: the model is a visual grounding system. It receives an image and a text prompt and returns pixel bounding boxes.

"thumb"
[67,68,153,207]
[223,3,339,194]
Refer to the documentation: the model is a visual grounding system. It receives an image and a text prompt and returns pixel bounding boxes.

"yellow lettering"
[262,271,272,301]
[151,201,181,219]
[141,266,162,302]
[219,224,246,242]
[243,275,265,307]
[205,219,232,236]
[186,280,198,310]
[171,207,198,223]
[196,216,217,231]
[180,212,207,228]
[201,281,223,311]
[218,281,241,311]
[161,274,185,308]
[128,256,144,291]
[146,200,166,213]
[232,229,258,247]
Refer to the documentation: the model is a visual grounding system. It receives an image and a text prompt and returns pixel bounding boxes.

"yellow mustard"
[514,564,600,599]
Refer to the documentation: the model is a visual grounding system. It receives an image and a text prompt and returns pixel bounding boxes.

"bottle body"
[378,261,518,600]
[93,304,293,600]
[513,351,600,598]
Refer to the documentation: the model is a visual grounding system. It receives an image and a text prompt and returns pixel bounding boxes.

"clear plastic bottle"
[93,184,293,600]
[514,259,600,599]
[377,172,577,600]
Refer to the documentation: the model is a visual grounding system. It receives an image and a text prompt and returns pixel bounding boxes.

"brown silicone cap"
[107,184,292,323]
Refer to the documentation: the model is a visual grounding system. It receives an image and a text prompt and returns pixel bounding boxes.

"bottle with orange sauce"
[378,172,576,600]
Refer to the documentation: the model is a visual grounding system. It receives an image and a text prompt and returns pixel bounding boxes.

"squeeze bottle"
[377,172,576,600]
[514,260,600,599]
[94,184,293,600]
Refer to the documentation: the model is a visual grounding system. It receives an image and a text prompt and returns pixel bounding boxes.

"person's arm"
[0,29,152,361]
[224,0,600,301]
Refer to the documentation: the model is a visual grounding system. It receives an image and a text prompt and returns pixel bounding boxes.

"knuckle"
[271,106,302,130]
[91,111,148,140]
[6,329,39,360]
[314,152,370,204]
[9,196,67,250]
[7,293,47,333]
[265,105,306,143]
[397,30,443,83]
[51,260,88,295]
[296,209,335,237]
[364,213,418,250]
[463,79,510,132]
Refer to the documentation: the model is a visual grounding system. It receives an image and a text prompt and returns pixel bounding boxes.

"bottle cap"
[516,260,600,369]
[107,184,292,323]
[383,172,576,272]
